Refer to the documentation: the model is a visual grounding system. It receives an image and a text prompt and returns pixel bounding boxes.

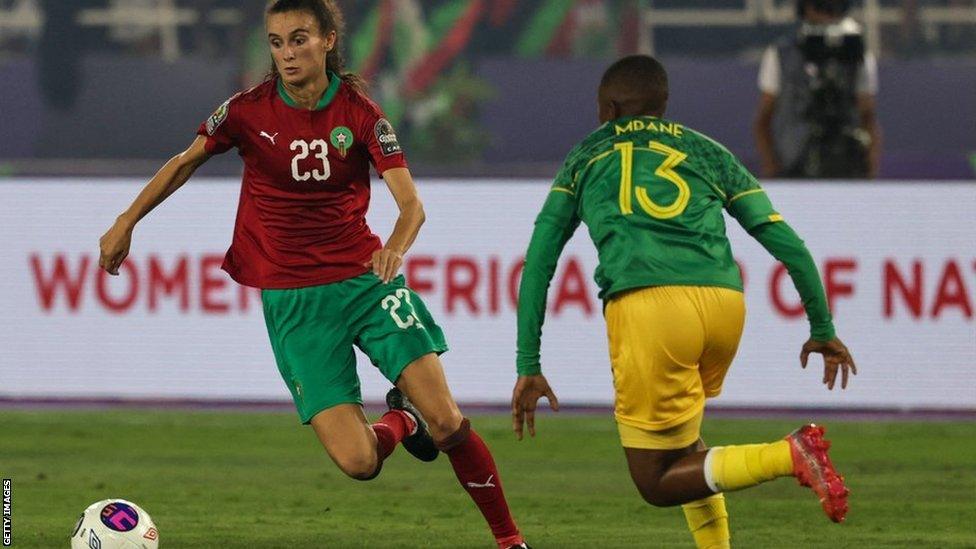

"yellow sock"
[682,493,730,549]
[705,440,793,492]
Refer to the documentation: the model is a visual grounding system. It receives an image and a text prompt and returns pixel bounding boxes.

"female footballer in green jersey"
[98,1,528,547]
[512,55,857,548]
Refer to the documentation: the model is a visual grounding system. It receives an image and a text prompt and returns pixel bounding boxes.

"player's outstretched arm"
[718,142,857,389]
[99,135,211,275]
[512,189,579,439]
[749,221,857,389]
[368,167,424,283]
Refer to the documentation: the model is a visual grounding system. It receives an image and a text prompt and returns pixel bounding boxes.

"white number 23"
[290,139,330,182]
[381,289,425,330]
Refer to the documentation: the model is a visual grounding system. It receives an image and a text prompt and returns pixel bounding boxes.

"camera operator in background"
[755,0,881,179]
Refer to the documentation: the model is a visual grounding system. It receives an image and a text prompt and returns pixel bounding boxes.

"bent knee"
[426,411,464,441]
[335,454,379,481]
[643,492,680,508]
[635,484,680,508]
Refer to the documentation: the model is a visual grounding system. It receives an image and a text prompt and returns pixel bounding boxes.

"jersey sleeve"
[750,222,836,341]
[196,94,241,155]
[709,140,835,340]
[715,145,782,231]
[516,151,582,376]
[550,149,580,195]
[356,100,408,175]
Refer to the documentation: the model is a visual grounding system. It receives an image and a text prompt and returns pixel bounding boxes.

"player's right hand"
[99,217,134,276]
[511,374,560,440]
[800,337,857,390]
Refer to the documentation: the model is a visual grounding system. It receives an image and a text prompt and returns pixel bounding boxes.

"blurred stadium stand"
[0,0,974,178]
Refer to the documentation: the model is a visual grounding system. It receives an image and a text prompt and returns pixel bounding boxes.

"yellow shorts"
[617,408,706,450]
[605,285,745,449]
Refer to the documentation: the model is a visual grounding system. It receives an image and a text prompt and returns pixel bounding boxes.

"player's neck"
[280,71,331,110]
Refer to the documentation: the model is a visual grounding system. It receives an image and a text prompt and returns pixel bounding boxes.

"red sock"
[443,424,522,548]
[372,409,415,461]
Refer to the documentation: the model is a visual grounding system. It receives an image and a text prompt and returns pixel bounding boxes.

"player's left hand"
[365,247,403,283]
[801,337,857,390]
[511,374,560,440]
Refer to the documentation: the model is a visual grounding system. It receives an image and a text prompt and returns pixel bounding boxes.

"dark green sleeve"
[516,190,580,376]
[749,221,836,341]
[715,144,783,230]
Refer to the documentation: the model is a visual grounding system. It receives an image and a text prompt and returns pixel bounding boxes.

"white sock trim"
[703,447,722,493]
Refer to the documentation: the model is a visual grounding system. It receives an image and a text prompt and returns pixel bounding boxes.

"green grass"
[1,410,974,548]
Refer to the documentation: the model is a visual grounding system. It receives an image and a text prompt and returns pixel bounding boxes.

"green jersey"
[516,115,835,376]
[552,116,778,298]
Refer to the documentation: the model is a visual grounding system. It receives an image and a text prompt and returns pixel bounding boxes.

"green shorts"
[261,273,448,424]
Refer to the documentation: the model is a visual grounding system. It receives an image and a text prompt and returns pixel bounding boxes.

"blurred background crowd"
[0,0,973,178]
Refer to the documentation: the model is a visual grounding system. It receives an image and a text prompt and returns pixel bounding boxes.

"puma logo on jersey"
[259,131,278,145]
[466,475,495,489]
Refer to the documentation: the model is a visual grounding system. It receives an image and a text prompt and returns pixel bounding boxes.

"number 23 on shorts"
[382,288,425,330]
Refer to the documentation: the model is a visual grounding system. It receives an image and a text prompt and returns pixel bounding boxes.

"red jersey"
[196,72,408,289]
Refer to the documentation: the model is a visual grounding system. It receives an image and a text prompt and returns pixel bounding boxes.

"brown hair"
[265,0,366,93]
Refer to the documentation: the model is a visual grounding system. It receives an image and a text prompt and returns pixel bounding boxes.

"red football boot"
[785,424,850,523]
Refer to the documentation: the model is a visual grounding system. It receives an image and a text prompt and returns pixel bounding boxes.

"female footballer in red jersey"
[97,1,528,547]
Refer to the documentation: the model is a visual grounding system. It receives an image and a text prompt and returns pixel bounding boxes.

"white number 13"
[290,139,330,182]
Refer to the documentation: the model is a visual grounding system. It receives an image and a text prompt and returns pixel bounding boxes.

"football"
[70,499,159,549]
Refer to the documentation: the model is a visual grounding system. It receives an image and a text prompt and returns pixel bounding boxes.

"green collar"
[277,70,341,110]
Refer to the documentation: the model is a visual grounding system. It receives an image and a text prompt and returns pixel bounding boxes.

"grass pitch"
[1,410,974,548]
